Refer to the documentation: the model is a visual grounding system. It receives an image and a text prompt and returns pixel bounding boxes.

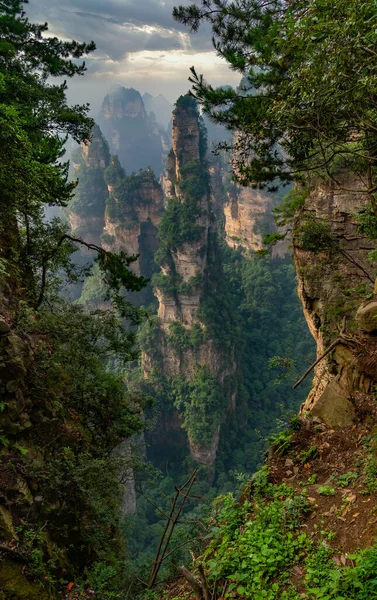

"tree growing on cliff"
[0,0,145,310]
[0,2,149,596]
[173,0,377,199]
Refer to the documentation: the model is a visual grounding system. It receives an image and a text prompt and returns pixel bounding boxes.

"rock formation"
[69,124,109,245]
[69,128,164,290]
[142,92,173,130]
[103,164,164,278]
[145,96,237,466]
[293,172,377,425]
[97,86,168,176]
[224,184,274,251]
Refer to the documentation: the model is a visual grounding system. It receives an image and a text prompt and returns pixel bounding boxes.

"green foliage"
[15,521,57,587]
[78,264,108,306]
[26,301,146,447]
[361,435,377,494]
[0,3,152,599]
[175,94,198,111]
[191,473,377,599]
[136,315,162,359]
[295,218,335,253]
[268,429,293,456]
[155,159,208,266]
[156,200,202,263]
[273,188,308,228]
[305,544,377,599]
[331,471,359,488]
[142,248,314,486]
[258,233,286,255]
[104,155,125,186]
[306,474,318,485]
[317,486,336,496]
[172,367,225,445]
[95,248,148,322]
[152,270,202,297]
[300,445,318,465]
[106,168,160,223]
[357,205,377,241]
[259,188,308,252]
[174,0,377,198]
[357,206,377,262]
[0,0,95,291]
[202,483,310,599]
[70,163,109,218]
[166,321,204,351]
[6,298,149,598]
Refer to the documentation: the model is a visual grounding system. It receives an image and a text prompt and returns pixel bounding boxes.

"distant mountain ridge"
[142,92,173,129]
[97,85,168,176]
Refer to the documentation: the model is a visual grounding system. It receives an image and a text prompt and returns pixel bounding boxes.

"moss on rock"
[0,560,52,600]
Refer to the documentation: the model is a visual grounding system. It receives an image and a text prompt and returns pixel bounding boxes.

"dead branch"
[198,564,210,600]
[292,337,341,389]
[148,469,198,588]
[0,543,26,561]
[160,537,201,564]
[178,566,204,600]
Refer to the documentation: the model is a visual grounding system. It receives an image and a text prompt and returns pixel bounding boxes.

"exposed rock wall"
[146,98,236,467]
[69,124,109,245]
[208,152,287,255]
[224,185,273,251]
[69,129,164,287]
[156,100,210,329]
[103,168,164,277]
[293,172,377,425]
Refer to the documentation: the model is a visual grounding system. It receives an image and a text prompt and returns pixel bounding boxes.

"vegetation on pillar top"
[105,168,162,223]
[104,155,125,186]
[175,94,199,112]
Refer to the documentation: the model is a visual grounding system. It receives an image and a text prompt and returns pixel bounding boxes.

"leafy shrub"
[202,483,310,599]
[317,485,336,496]
[272,187,308,228]
[295,217,336,253]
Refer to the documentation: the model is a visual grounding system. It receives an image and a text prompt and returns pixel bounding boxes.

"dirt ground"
[161,391,377,599]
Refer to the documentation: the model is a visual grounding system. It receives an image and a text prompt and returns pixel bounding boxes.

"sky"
[26,0,240,114]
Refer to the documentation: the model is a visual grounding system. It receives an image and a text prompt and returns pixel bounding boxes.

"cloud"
[25,0,239,108]
[26,0,212,60]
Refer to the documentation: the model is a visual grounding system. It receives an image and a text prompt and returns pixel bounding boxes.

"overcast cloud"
[26,0,239,112]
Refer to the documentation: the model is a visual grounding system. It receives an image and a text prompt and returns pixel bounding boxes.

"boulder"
[310,379,355,427]
[0,320,10,335]
[356,301,377,332]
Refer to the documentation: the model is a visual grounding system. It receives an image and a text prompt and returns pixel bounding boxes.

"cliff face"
[146,97,236,467]
[97,86,168,176]
[207,146,285,255]
[293,172,377,425]
[69,128,164,299]
[224,185,274,251]
[103,168,164,278]
[0,298,127,597]
[69,124,109,245]
[157,101,209,326]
